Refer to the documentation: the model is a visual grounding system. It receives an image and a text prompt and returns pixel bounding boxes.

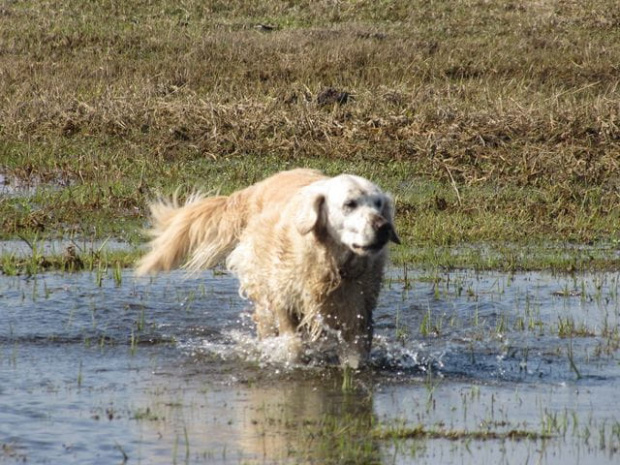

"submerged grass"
[0,237,141,276]
[1,0,619,270]
[290,410,553,464]
[372,424,553,442]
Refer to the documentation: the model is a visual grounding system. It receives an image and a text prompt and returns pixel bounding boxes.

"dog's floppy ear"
[296,191,326,235]
[382,194,401,245]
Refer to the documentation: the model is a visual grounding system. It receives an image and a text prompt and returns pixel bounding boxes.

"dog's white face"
[297,174,400,255]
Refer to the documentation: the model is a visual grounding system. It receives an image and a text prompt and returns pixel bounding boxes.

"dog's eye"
[343,200,357,211]
[374,198,383,209]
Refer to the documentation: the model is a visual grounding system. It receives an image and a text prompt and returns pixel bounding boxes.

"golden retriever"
[136,169,399,367]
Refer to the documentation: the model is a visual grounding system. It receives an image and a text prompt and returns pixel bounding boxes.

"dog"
[136,169,400,367]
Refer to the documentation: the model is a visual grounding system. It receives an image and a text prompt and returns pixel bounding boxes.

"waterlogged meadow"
[2,0,620,463]
[1,264,619,464]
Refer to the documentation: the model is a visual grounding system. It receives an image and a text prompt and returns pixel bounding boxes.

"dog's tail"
[136,190,249,276]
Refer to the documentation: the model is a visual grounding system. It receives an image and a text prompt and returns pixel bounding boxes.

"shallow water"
[0,238,133,257]
[0,173,68,198]
[1,267,619,464]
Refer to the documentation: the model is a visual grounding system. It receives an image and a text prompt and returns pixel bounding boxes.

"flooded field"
[1,265,619,464]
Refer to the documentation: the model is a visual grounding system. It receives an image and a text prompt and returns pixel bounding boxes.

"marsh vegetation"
[1,0,619,271]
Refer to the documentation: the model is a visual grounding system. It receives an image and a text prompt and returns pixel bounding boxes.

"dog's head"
[297,174,400,255]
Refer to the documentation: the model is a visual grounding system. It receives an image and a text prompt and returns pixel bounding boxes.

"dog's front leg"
[253,304,278,338]
[275,308,304,363]
[338,314,373,369]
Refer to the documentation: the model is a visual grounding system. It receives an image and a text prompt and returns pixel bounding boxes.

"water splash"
[181,326,444,375]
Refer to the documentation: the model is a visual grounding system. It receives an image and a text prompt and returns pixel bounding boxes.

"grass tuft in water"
[341,365,354,392]
[372,424,553,442]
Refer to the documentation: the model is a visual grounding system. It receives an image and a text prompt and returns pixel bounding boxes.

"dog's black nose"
[374,216,401,245]
[376,221,392,245]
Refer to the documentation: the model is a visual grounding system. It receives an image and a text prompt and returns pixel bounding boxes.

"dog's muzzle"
[351,216,400,253]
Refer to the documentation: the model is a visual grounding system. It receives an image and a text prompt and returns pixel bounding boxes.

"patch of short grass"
[0,237,141,276]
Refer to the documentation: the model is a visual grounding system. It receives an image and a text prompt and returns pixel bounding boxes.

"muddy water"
[1,267,619,464]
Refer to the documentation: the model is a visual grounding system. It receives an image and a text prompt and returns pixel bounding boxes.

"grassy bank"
[1,0,619,272]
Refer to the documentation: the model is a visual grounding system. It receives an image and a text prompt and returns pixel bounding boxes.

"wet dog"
[136,169,399,367]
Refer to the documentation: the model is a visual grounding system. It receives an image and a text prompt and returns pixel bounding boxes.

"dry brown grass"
[1,0,619,262]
